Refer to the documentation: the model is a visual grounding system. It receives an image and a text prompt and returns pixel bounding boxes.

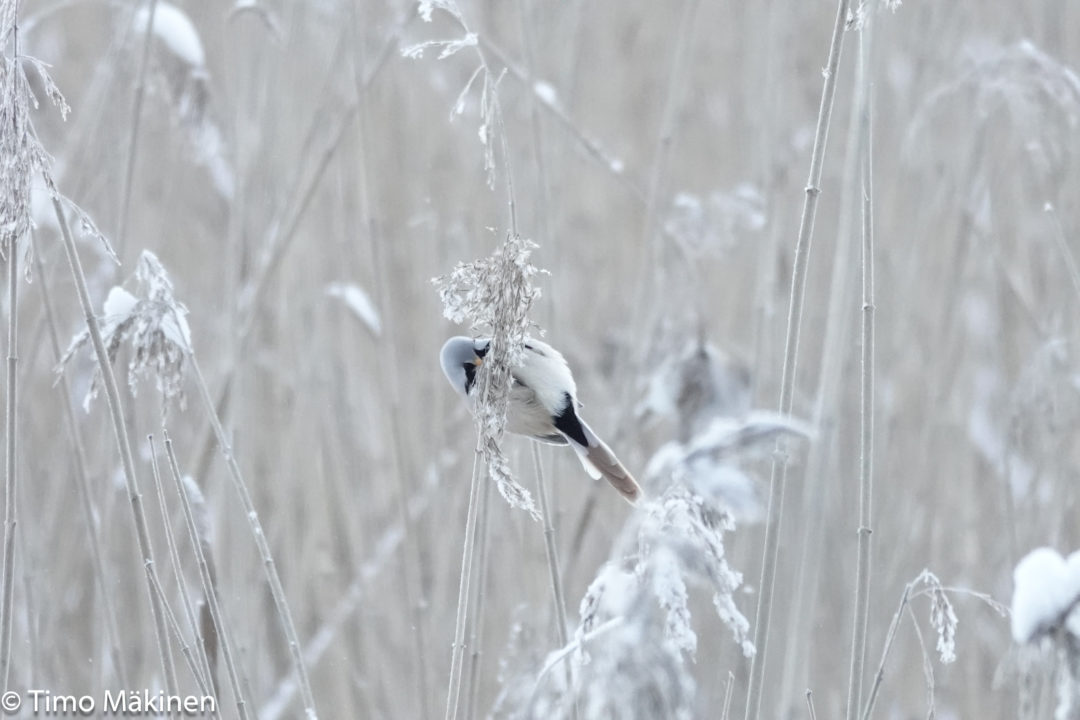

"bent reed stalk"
[51,196,178,695]
[163,433,249,719]
[187,357,319,718]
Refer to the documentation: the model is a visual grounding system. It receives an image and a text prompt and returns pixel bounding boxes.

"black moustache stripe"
[464,362,477,393]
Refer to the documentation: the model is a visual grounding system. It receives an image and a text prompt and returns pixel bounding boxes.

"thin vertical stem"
[143,567,213,700]
[629,0,703,366]
[348,19,430,713]
[116,0,158,262]
[743,0,851,717]
[517,0,554,331]
[189,101,357,483]
[778,10,865,703]
[530,443,576,718]
[531,443,569,647]
[0,203,16,691]
[860,583,912,720]
[445,448,484,720]
[493,92,518,237]
[444,14,525,720]
[0,14,19,690]
[1046,205,1080,305]
[473,37,642,201]
[642,0,702,273]
[147,435,214,694]
[846,10,876,720]
[187,357,318,718]
[462,474,492,720]
[51,196,177,693]
[720,671,735,720]
[35,249,128,685]
[163,433,248,719]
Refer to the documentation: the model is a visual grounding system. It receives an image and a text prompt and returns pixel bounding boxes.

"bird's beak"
[473,357,483,367]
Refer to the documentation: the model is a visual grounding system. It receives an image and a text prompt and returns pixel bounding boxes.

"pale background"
[12,0,1080,718]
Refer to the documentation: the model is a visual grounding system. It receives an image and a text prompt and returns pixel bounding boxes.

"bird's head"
[440,336,490,396]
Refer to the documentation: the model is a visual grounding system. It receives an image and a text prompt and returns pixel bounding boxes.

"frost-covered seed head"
[0,31,67,259]
[433,233,545,517]
[59,250,193,414]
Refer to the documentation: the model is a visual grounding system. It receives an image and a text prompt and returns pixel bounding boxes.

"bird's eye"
[475,343,489,358]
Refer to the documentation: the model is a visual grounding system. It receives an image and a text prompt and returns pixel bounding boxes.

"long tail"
[568,419,642,504]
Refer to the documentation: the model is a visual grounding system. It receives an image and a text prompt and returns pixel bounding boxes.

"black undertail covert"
[552,392,589,447]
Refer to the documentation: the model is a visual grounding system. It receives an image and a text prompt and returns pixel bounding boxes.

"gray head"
[439,336,490,396]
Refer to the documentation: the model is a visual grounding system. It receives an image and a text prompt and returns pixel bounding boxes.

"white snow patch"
[31,184,60,233]
[326,282,382,336]
[135,2,206,68]
[532,80,558,106]
[591,563,637,620]
[103,286,138,320]
[1011,547,1080,643]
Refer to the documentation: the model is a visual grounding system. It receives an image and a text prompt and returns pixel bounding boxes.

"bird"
[440,336,642,504]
